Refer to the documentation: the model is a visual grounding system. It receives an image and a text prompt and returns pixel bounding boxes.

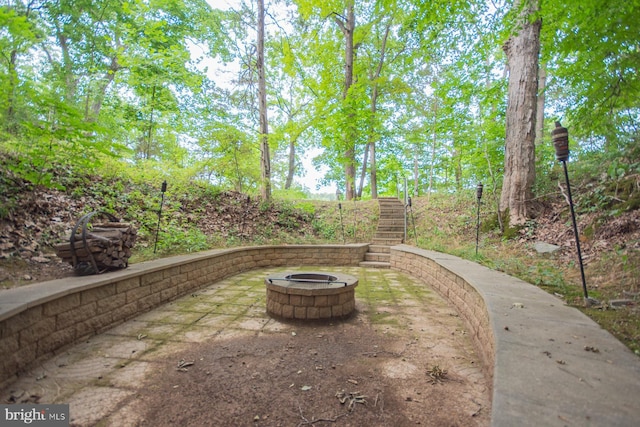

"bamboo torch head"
[552,121,570,162]
[476,183,484,201]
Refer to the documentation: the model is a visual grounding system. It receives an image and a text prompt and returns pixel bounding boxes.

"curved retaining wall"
[0,244,368,389]
[390,244,640,427]
[3,243,640,426]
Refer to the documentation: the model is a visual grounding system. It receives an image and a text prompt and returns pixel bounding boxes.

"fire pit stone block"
[265,271,358,320]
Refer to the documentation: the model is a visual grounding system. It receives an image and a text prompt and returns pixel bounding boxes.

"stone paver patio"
[1,266,490,426]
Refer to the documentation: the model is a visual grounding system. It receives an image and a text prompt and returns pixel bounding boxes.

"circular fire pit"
[265,271,358,320]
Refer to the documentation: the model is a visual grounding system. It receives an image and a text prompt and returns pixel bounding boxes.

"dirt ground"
[2,267,491,427]
[138,320,489,427]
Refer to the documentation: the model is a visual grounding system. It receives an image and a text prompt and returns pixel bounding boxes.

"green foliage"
[0,0,638,209]
[154,225,210,255]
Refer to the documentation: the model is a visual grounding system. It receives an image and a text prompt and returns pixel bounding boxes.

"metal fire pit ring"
[265,271,358,320]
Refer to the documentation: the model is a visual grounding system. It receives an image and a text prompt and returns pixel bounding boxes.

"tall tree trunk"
[500,0,541,226]
[413,146,419,196]
[88,55,120,121]
[427,100,438,199]
[334,1,356,200]
[535,64,546,145]
[233,142,243,193]
[284,121,311,190]
[285,138,295,189]
[257,0,271,200]
[357,143,370,198]
[146,84,156,158]
[370,141,378,198]
[368,23,391,199]
[5,49,18,134]
[453,146,462,191]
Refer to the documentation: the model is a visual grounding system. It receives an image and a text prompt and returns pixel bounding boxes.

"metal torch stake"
[408,197,418,243]
[561,159,589,300]
[338,202,345,244]
[153,180,167,253]
[552,121,589,302]
[475,183,483,256]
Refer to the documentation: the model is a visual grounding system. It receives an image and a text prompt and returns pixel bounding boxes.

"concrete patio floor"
[1,266,490,426]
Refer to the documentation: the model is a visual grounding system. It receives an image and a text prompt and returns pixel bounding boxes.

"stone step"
[379,214,405,221]
[378,225,404,232]
[376,227,404,237]
[372,238,403,245]
[364,252,390,262]
[375,231,404,240]
[377,197,402,203]
[358,261,391,269]
[379,206,405,213]
[376,224,405,232]
[369,244,391,253]
[378,221,404,227]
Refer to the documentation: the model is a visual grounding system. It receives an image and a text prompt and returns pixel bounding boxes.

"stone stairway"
[359,197,405,269]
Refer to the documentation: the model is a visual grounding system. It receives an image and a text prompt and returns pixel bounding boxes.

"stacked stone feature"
[359,197,405,269]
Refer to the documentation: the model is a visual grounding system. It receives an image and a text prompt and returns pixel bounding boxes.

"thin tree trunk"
[334,1,356,200]
[284,120,312,190]
[535,64,546,145]
[413,147,419,196]
[146,84,156,159]
[454,146,462,191]
[500,0,541,226]
[357,143,370,198]
[5,49,18,134]
[427,100,438,199]
[371,141,377,198]
[89,55,120,121]
[257,0,271,200]
[367,22,391,200]
[285,138,295,189]
[233,142,243,193]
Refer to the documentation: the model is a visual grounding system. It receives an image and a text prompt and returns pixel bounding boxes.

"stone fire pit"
[265,272,358,320]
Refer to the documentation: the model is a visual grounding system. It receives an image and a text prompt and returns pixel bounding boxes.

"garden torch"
[336,188,346,244]
[475,183,483,255]
[338,202,345,244]
[552,121,590,304]
[154,180,167,253]
[407,197,418,243]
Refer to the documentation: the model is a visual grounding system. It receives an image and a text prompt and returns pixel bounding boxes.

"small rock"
[609,299,634,308]
[32,256,50,263]
[23,274,33,281]
[533,241,561,254]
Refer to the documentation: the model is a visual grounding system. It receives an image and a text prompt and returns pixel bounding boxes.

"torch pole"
[408,197,418,243]
[338,202,345,244]
[562,160,589,300]
[154,180,167,254]
[475,183,483,256]
[552,121,589,303]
